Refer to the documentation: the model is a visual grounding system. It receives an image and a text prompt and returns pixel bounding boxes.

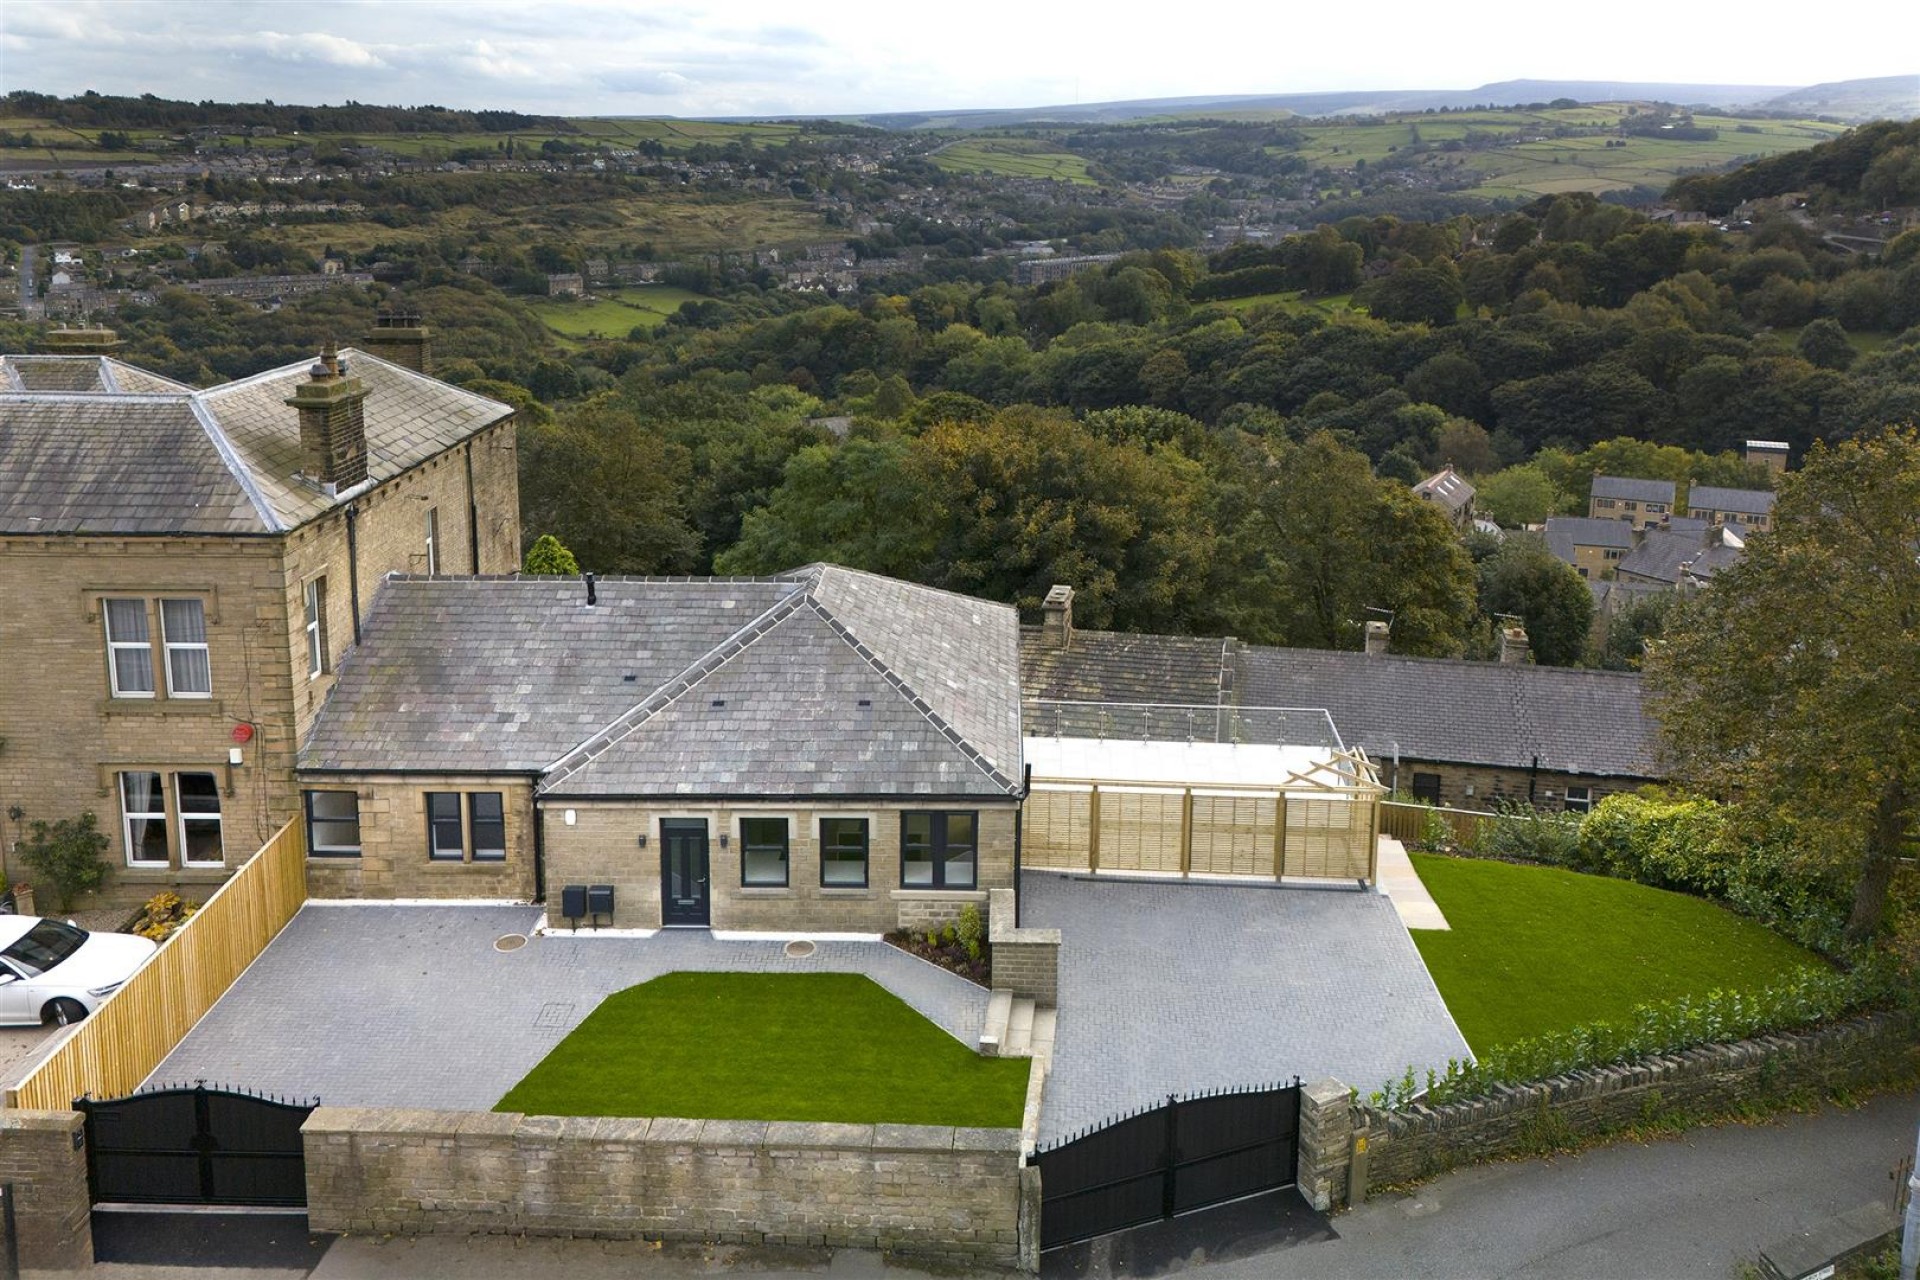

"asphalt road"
[1183,1089,1920,1280]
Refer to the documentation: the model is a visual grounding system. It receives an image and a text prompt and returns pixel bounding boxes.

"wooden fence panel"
[1100,792,1185,874]
[1379,802,1493,848]
[1189,794,1276,878]
[8,820,308,1110]
[1024,789,1092,871]
[1282,799,1372,880]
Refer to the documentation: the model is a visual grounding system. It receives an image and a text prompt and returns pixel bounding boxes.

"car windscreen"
[1,921,87,977]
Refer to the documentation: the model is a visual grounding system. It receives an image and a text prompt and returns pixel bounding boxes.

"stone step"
[1029,1007,1058,1061]
[1005,998,1036,1058]
[979,989,1013,1057]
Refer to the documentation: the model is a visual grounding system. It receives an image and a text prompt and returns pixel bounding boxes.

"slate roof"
[1544,516,1636,564]
[1616,524,1746,585]
[1412,466,1475,514]
[1686,485,1775,516]
[1020,628,1232,711]
[302,567,1024,800]
[0,349,512,536]
[1021,624,1656,780]
[1590,475,1676,504]
[1233,645,1655,779]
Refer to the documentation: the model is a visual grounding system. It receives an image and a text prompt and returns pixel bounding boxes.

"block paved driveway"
[1022,871,1470,1144]
[153,905,991,1110]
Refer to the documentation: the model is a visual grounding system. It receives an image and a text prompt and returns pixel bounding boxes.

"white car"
[0,916,158,1026]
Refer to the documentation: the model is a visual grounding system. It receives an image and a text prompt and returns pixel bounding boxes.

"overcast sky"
[2,0,1913,119]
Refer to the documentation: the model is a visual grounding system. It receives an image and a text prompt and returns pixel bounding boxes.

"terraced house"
[0,328,521,906]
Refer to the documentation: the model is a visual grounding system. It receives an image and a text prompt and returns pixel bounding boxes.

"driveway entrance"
[1022,872,1469,1144]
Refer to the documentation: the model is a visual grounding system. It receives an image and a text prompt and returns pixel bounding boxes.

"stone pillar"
[1040,585,1073,650]
[1017,1163,1042,1274]
[1296,1078,1354,1212]
[0,1110,94,1273]
[988,888,1061,1006]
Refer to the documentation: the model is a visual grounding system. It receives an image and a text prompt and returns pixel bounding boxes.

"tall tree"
[1645,427,1920,945]
[1478,535,1594,666]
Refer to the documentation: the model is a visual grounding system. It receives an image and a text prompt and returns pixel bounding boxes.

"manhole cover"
[494,934,528,952]
[784,940,816,959]
[535,1001,575,1029]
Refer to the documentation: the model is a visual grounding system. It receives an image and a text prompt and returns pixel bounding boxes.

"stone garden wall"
[302,1107,1031,1269]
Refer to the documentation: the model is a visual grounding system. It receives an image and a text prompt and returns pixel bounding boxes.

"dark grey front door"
[660,819,710,926]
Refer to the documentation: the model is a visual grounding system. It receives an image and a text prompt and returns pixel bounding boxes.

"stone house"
[1022,588,1656,816]
[1588,475,1676,530]
[1411,465,1475,531]
[0,330,521,907]
[1686,485,1775,531]
[295,567,1025,932]
[1544,515,1635,579]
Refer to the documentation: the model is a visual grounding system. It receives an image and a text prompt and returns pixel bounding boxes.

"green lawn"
[497,972,1030,1126]
[1209,289,1360,316]
[1408,853,1826,1054]
[525,286,704,340]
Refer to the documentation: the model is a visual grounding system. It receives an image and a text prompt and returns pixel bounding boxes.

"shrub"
[16,812,109,911]
[521,533,580,575]
[130,891,199,942]
[956,903,985,961]
[1371,951,1905,1109]
[1478,800,1583,867]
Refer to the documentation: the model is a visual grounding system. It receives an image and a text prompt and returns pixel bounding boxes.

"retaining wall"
[302,1107,1029,1269]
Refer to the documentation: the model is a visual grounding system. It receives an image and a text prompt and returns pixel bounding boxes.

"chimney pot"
[1041,584,1074,651]
[1363,620,1390,656]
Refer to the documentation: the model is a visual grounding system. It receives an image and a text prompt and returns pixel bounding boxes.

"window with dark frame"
[305,791,362,857]
[741,817,789,887]
[470,792,506,860]
[1410,772,1442,805]
[819,817,869,887]
[900,811,977,889]
[426,792,464,860]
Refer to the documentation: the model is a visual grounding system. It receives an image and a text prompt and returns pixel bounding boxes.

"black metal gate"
[76,1084,316,1208]
[1030,1080,1301,1251]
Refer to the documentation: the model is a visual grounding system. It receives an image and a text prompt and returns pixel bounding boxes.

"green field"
[1408,853,1825,1053]
[1209,289,1361,316]
[497,972,1030,1126]
[526,285,705,339]
[932,137,1100,184]
[1277,105,1848,200]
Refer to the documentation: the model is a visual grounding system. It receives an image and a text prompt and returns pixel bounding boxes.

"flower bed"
[884,930,990,986]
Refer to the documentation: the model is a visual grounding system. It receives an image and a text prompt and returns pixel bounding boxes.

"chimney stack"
[286,341,369,491]
[1041,584,1074,651]
[1363,620,1390,656]
[364,310,431,374]
[43,326,121,356]
[1499,623,1532,666]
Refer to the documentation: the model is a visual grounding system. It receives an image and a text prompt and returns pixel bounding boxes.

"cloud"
[599,68,697,96]
[241,30,391,70]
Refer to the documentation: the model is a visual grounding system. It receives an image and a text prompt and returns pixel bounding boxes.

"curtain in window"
[121,771,168,864]
[104,599,154,694]
[161,599,211,695]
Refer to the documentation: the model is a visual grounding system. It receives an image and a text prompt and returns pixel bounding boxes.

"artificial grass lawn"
[1408,853,1827,1054]
[496,972,1029,1127]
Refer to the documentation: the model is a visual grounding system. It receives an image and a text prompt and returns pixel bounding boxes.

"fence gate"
[1029,1081,1301,1251]
[76,1084,316,1208]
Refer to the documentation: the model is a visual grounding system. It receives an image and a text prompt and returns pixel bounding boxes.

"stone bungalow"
[295,566,1026,933]
[1022,588,1656,816]
[0,328,521,906]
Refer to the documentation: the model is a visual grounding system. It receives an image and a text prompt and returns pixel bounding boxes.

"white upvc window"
[120,771,169,866]
[1564,786,1594,814]
[304,577,329,678]
[103,598,155,697]
[424,507,440,575]
[176,771,225,866]
[160,598,211,697]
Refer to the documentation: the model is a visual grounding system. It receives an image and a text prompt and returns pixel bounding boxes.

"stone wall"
[0,1110,93,1273]
[987,888,1060,1006]
[1387,758,1640,816]
[302,1107,1026,1269]
[540,802,1017,933]
[1297,1012,1919,1202]
[301,774,538,900]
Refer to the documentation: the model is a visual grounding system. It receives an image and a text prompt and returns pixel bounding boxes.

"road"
[92,1092,1919,1280]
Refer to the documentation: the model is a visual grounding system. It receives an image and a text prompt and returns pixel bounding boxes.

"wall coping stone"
[988,887,1062,946]
[0,1110,83,1134]
[303,1107,1020,1156]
